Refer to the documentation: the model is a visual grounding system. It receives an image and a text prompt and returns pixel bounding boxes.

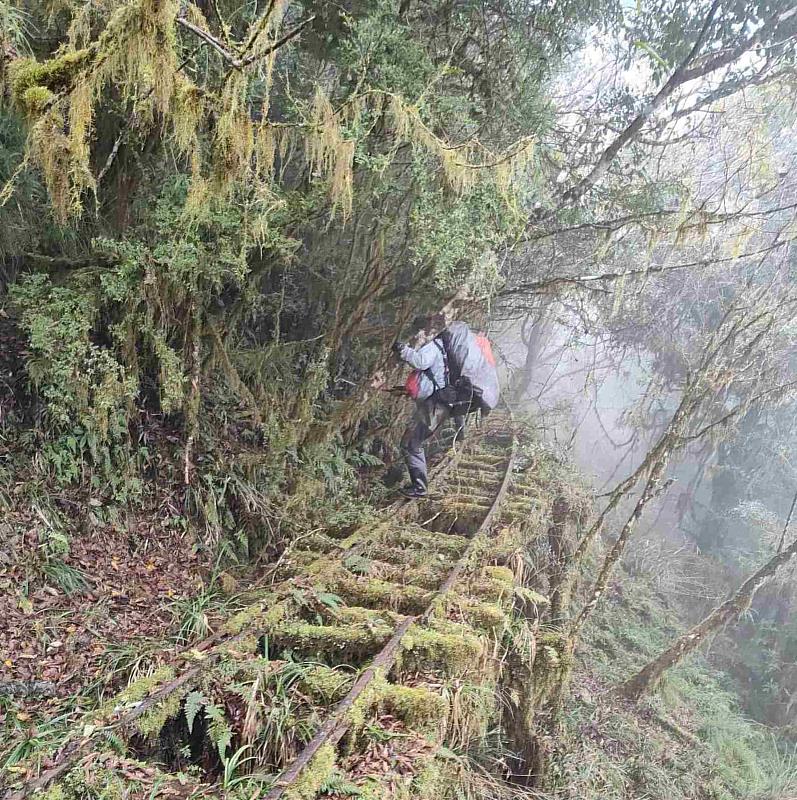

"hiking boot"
[400,481,427,499]
[454,426,465,444]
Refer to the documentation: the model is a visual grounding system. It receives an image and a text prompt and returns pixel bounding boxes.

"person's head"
[411,313,446,336]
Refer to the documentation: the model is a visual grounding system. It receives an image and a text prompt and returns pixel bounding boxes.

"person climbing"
[393,320,500,498]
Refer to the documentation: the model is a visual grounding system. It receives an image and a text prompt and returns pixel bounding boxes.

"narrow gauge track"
[6,417,527,800]
[263,422,516,799]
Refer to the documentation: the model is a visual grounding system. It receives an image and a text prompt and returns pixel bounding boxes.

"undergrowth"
[554,571,797,800]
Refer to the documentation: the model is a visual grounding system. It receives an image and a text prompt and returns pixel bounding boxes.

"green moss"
[44,763,140,800]
[334,606,402,627]
[469,578,507,603]
[135,689,184,738]
[222,595,284,635]
[367,544,453,568]
[357,779,391,800]
[410,758,460,799]
[445,489,496,504]
[298,664,353,703]
[346,678,382,739]
[534,630,574,689]
[10,50,92,106]
[318,564,434,614]
[376,560,449,590]
[123,665,175,703]
[378,682,449,733]
[271,621,392,659]
[20,85,55,114]
[458,599,508,631]
[94,665,175,723]
[293,531,340,553]
[401,625,483,675]
[441,500,492,514]
[482,565,514,585]
[216,634,260,659]
[284,742,336,800]
[338,519,392,547]
[514,586,550,606]
[378,526,468,557]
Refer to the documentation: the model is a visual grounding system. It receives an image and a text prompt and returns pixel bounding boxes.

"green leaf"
[633,40,669,70]
[205,701,233,758]
[184,690,206,733]
[317,592,343,610]
[320,771,362,796]
[343,554,371,575]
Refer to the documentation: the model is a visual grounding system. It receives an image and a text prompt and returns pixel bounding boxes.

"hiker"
[393,320,500,498]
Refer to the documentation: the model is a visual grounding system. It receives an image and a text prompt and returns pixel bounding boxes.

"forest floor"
[0,421,792,799]
[557,570,793,799]
[0,502,210,707]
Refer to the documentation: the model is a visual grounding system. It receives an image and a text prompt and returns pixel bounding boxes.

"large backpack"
[430,321,500,415]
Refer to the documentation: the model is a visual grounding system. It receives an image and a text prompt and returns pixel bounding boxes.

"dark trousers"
[401,399,465,487]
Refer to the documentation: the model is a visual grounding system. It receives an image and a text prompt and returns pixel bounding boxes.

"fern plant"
[204,701,233,759]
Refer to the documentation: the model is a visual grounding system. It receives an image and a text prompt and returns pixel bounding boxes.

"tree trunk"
[619,534,797,700]
[569,455,671,636]
[508,304,555,405]
[546,496,578,624]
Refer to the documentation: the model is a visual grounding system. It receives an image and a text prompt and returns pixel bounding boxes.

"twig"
[96,130,124,184]
[777,486,797,554]
[176,14,315,70]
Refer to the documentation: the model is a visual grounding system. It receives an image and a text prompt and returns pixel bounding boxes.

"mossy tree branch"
[619,533,797,700]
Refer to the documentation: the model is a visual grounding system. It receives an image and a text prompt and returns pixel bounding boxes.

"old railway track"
[5,415,549,800]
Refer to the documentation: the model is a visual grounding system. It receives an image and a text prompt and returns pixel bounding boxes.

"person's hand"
[392,341,406,358]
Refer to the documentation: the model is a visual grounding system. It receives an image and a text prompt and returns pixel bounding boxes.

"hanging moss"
[9,50,93,104]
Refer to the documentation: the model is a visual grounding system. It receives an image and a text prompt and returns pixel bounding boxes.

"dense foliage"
[2,0,797,794]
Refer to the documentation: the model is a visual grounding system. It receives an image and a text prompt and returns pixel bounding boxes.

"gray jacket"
[399,341,446,401]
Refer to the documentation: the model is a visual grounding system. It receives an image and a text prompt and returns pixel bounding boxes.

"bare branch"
[176,14,316,69]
